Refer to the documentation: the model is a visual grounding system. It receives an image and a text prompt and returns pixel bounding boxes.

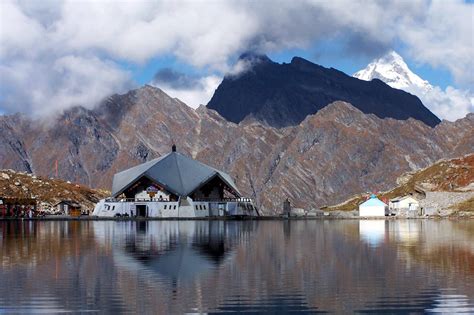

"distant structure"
[389,195,420,216]
[358,194,388,217]
[93,146,259,218]
[55,200,82,217]
[389,196,419,211]
[0,197,37,217]
[0,198,4,216]
[283,198,291,217]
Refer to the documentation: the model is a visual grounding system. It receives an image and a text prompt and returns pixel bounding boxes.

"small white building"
[290,208,306,217]
[389,196,419,211]
[359,194,388,217]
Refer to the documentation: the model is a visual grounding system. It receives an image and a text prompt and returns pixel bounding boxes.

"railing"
[105,198,177,203]
[192,197,254,203]
[104,197,254,203]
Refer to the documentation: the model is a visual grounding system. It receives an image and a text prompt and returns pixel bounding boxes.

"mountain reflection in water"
[1,220,474,314]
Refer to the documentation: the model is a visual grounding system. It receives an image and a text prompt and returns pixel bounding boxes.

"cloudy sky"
[0,0,473,120]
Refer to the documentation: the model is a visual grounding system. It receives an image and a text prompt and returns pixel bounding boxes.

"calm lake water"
[1,220,474,314]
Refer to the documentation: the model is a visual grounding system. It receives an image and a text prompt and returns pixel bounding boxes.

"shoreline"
[1,215,472,221]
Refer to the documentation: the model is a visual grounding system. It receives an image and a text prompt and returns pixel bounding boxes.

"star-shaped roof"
[111,151,240,198]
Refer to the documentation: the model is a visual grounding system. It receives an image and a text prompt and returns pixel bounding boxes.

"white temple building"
[358,194,388,217]
[93,146,259,218]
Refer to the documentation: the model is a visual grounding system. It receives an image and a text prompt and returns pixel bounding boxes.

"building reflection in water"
[1,220,474,314]
[113,221,241,282]
[426,289,474,314]
[358,219,444,247]
[388,220,421,243]
[359,220,387,247]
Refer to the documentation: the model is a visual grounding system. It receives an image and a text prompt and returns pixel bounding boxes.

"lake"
[1,220,473,314]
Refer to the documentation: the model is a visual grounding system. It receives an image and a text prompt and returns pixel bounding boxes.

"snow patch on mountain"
[354,51,473,122]
[354,51,430,91]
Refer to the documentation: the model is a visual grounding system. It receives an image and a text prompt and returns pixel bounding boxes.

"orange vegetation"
[328,153,474,211]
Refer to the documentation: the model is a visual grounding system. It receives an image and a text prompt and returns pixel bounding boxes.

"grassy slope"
[327,153,474,211]
[454,197,474,212]
[0,169,108,211]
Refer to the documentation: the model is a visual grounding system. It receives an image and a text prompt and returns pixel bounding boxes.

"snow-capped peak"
[354,51,473,122]
[354,50,431,92]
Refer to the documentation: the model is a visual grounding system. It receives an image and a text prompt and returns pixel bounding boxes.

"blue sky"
[133,39,455,90]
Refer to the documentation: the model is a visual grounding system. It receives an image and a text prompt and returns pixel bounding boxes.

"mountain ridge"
[207,54,441,128]
[1,85,472,213]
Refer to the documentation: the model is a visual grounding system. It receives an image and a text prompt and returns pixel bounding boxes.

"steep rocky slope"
[0,85,472,214]
[0,169,108,212]
[328,154,474,212]
[207,54,440,127]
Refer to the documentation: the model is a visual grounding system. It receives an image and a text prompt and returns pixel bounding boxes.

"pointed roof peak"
[111,151,241,197]
[361,194,387,206]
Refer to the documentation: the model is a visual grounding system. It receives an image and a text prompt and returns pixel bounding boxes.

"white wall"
[135,190,151,201]
[92,198,257,218]
[392,197,419,210]
[58,204,69,214]
[93,199,211,218]
[134,189,171,201]
[399,197,419,210]
[359,205,386,217]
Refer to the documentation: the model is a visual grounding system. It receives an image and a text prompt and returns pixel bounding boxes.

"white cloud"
[415,86,474,122]
[0,0,472,116]
[151,74,221,109]
[51,1,258,69]
[0,0,44,59]
[0,55,131,117]
[398,0,474,87]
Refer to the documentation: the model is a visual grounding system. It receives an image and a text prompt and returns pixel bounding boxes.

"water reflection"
[1,220,474,314]
[390,220,421,243]
[112,221,243,282]
[359,220,387,247]
[356,288,474,314]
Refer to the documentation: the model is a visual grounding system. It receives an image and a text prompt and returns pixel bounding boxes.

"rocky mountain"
[0,169,108,212]
[0,85,473,214]
[207,53,441,128]
[328,153,474,214]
